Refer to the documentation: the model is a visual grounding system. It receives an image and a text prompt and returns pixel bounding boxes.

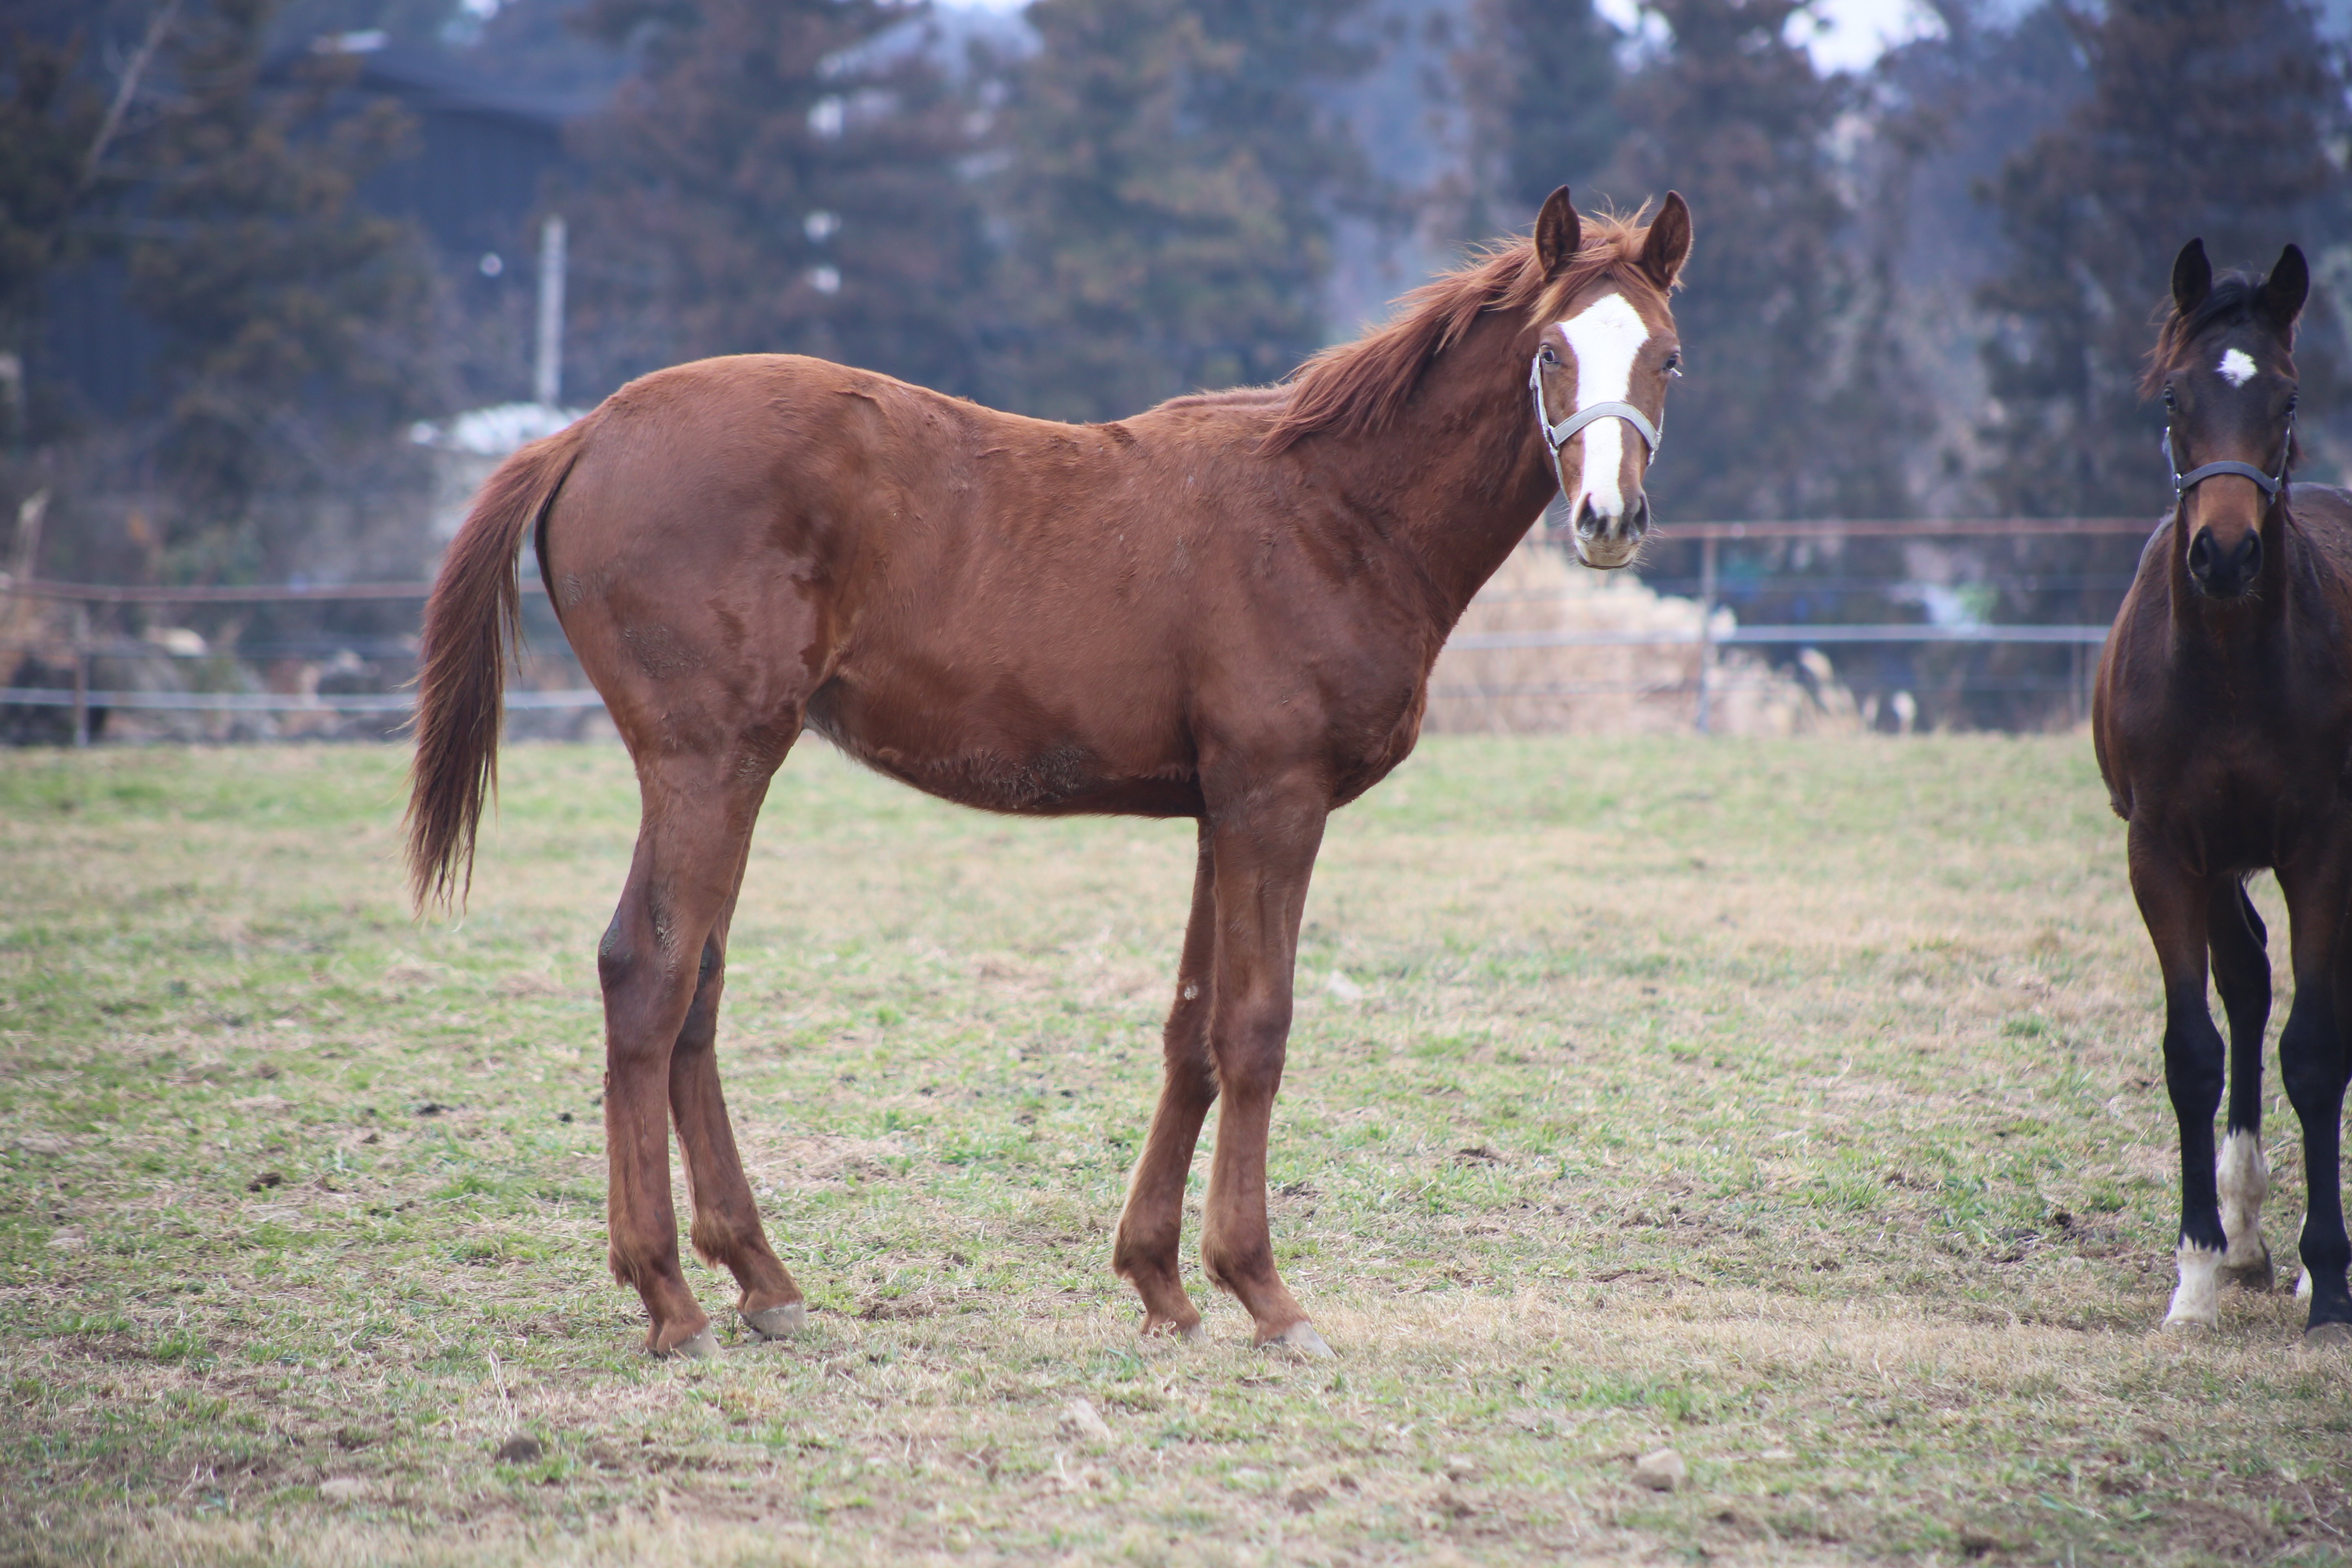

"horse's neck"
[1348,317,1560,626]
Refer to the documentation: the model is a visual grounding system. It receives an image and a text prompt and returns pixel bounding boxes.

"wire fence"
[1,514,2158,744]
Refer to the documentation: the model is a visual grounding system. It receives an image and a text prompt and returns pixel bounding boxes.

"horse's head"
[1527,187,1690,570]
[2150,238,2307,602]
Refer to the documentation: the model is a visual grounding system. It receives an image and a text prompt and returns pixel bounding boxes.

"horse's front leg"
[2279,850,2352,1342]
[1196,775,1331,1356]
[2129,828,2228,1329]
[1112,822,1220,1339]
[2207,879,2275,1290]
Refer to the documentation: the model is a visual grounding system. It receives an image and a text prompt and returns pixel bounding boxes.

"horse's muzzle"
[2187,526,2262,599]
[1573,493,1648,570]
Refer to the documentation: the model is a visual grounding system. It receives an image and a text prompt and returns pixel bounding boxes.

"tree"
[1471,0,1624,220]
[115,0,443,579]
[1594,0,1908,525]
[561,0,994,401]
[0,26,109,434]
[992,0,1370,422]
[1975,0,2352,519]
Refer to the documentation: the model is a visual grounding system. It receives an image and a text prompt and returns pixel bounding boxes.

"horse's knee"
[1210,992,1291,1094]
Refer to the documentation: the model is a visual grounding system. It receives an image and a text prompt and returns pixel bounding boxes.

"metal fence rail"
[2,515,2160,743]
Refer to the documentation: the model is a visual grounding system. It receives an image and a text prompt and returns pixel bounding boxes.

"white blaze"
[1555,293,1653,519]
[2218,347,2258,387]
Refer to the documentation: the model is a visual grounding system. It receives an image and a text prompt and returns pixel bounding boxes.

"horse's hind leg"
[671,892,805,1339]
[599,755,777,1357]
[1113,822,1219,1339]
[2208,879,2275,1290]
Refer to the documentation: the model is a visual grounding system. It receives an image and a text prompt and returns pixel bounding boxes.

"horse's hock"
[1425,541,1860,736]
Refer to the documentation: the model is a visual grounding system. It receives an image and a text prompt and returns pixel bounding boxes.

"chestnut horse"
[2094,237,2352,1345]
[408,187,1691,1358]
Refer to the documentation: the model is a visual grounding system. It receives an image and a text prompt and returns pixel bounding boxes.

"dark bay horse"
[2094,237,2352,1345]
[408,188,1693,1358]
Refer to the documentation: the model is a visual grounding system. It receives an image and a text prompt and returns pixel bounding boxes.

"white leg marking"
[2164,1241,2223,1329]
[2216,1129,2270,1275]
[1555,293,1652,525]
[2298,1212,2313,1300]
[2218,347,2258,387]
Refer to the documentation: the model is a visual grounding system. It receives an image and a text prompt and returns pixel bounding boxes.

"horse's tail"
[405,418,591,912]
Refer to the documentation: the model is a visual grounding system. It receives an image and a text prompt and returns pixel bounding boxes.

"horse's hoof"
[2220,1249,2275,1292]
[743,1301,806,1340]
[2301,1321,2352,1349]
[1263,1322,1334,1359]
[1180,1321,1205,1344]
[653,1325,719,1360]
[2159,1314,2213,1334]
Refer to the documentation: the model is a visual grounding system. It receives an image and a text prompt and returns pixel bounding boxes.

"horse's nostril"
[1625,497,1649,538]
[2189,530,2217,579]
[2241,532,2263,578]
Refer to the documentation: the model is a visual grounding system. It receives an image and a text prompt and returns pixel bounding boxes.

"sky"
[948,0,1949,75]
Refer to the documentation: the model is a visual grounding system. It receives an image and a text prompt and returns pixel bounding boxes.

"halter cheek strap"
[1528,356,1662,461]
[2165,417,2291,501]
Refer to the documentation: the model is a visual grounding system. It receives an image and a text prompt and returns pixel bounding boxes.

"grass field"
[3,734,2350,1566]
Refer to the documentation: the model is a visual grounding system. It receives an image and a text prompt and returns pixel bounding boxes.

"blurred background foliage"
[2,0,2348,727]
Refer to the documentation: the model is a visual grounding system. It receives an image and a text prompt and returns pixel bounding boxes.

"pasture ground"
[2,736,2349,1566]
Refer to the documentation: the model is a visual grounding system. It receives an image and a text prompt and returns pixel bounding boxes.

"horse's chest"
[2143,748,2341,873]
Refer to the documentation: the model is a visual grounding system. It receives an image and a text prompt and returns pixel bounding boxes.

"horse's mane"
[2142,270,2278,395]
[1260,208,1663,456]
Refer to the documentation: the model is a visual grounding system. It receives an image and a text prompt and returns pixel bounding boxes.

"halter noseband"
[2165,410,2292,502]
[1529,355,1661,465]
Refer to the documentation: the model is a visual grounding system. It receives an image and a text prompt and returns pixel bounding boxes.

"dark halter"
[2165,407,2293,502]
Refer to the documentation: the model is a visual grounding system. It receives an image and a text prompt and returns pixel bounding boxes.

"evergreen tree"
[993,0,1370,422]
[0,29,108,414]
[116,0,442,578]
[1976,0,2352,517]
[1474,0,1624,218]
[1595,0,1900,523]
[563,0,993,399]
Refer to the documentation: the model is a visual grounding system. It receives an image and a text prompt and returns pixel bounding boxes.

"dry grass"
[2,736,2349,1566]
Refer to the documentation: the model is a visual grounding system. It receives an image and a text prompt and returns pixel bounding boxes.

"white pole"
[534,214,566,407]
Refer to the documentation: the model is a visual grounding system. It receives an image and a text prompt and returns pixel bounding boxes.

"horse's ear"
[2259,244,2310,328]
[2172,238,2212,317]
[1640,191,1693,290]
[1535,187,1581,276]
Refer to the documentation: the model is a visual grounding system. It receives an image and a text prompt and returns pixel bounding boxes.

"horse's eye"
[1539,346,1558,366]
[1665,351,1683,377]
[2163,385,2177,410]
[2288,392,2300,414]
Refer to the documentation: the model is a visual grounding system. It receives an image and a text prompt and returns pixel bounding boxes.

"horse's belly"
[804,680,1202,818]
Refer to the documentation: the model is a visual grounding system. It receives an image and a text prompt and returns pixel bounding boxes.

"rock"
[1441,1454,1479,1482]
[493,1435,544,1463]
[319,1477,372,1502]
[46,1227,85,1251]
[1286,1485,1328,1515]
[1058,1396,1113,1442]
[1631,1448,1687,1492]
[247,1171,284,1192]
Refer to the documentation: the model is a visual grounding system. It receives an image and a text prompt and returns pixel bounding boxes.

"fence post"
[70,601,90,748]
[1695,533,1719,734]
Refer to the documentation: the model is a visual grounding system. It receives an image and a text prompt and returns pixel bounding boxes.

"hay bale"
[1425,542,1860,736]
